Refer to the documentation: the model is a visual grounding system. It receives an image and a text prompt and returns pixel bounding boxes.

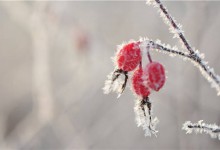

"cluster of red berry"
[115,41,166,97]
[104,40,166,136]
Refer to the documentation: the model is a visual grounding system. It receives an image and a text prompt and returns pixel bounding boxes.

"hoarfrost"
[134,99,159,137]
[103,71,124,97]
[182,120,220,140]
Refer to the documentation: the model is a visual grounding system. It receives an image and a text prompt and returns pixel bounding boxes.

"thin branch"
[182,120,220,140]
[147,0,220,140]
[146,0,220,95]
[151,41,188,57]
[154,0,194,54]
[140,39,220,95]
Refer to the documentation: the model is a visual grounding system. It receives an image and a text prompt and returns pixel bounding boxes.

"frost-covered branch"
[145,40,188,57]
[140,39,220,95]
[146,0,220,140]
[104,0,220,139]
[182,120,220,140]
[148,0,193,54]
[146,0,220,95]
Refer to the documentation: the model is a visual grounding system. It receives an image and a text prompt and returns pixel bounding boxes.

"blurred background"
[0,1,220,149]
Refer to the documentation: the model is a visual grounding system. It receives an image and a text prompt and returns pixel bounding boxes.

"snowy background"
[0,1,220,150]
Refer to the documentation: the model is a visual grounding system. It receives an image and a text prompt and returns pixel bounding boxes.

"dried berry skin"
[145,62,165,91]
[117,42,141,72]
[132,68,151,97]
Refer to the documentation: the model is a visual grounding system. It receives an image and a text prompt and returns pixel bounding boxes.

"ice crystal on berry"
[115,42,141,72]
[144,62,166,91]
[132,68,151,97]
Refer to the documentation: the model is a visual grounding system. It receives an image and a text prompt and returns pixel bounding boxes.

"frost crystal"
[134,99,159,137]
[140,38,220,96]
[103,71,124,98]
[146,0,220,96]
[182,120,220,140]
[146,0,154,5]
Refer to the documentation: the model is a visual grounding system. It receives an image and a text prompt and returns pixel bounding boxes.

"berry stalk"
[146,41,153,63]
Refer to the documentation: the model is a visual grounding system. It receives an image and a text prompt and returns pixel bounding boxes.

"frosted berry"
[132,68,151,97]
[144,62,165,91]
[117,42,141,72]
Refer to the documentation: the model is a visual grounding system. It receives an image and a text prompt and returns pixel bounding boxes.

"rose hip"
[132,68,151,97]
[117,42,141,72]
[144,62,165,91]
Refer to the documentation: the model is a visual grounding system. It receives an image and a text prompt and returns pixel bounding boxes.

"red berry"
[132,68,151,97]
[117,42,141,72]
[144,62,165,91]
